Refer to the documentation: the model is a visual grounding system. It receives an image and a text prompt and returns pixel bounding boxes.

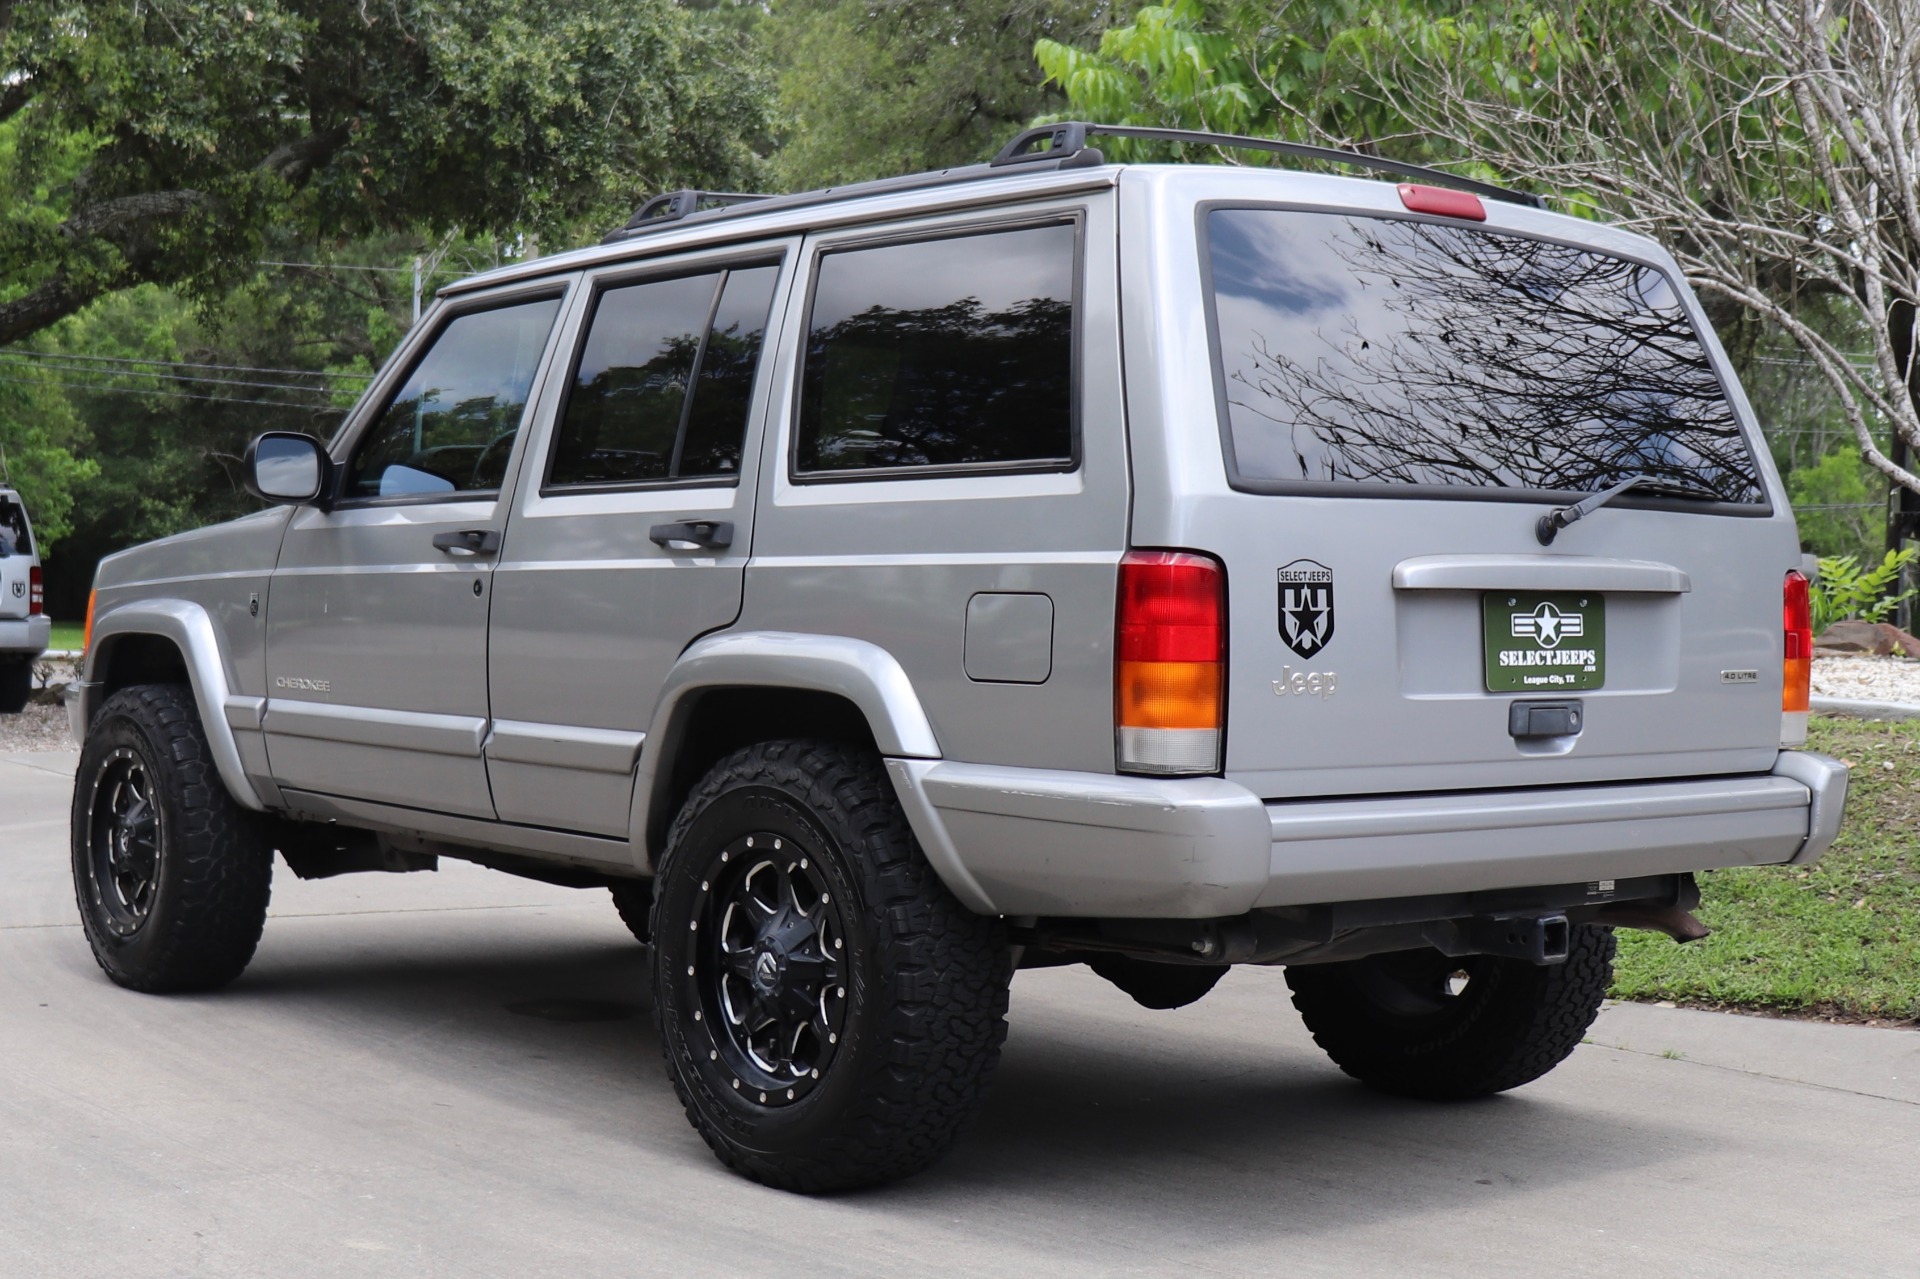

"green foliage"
[1809,549,1919,635]
[769,0,1107,188]
[1032,1,1470,166]
[1614,716,1920,1021]
[1786,448,1882,565]
[0,1,774,344]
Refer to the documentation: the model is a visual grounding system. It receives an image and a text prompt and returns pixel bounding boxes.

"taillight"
[1782,569,1811,746]
[1116,550,1224,775]
[83,588,96,655]
[28,565,42,616]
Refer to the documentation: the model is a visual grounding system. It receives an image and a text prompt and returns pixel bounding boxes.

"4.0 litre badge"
[1277,559,1334,660]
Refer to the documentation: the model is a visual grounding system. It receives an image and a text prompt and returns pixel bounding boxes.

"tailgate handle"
[649,520,733,550]
[1509,699,1583,739]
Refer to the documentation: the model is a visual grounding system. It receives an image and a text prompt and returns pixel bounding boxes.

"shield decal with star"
[1277,559,1335,659]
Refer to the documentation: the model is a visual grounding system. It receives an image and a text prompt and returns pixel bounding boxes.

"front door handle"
[431,528,501,556]
[648,520,733,550]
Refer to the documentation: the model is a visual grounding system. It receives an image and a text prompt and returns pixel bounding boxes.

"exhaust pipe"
[1589,901,1712,944]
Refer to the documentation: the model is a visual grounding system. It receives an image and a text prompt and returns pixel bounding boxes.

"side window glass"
[678,265,780,479]
[549,263,779,489]
[345,297,562,500]
[795,222,1076,476]
[549,274,718,487]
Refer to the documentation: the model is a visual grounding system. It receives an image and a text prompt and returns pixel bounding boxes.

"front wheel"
[1284,926,1615,1100]
[651,740,1011,1193]
[70,684,273,992]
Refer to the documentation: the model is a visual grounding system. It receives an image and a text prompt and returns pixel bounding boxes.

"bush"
[1810,548,1920,635]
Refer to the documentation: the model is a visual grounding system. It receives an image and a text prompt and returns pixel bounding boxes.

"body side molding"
[80,599,270,811]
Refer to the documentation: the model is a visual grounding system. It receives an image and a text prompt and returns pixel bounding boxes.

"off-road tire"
[609,879,652,944]
[1088,954,1227,1010]
[651,739,1011,1193]
[70,684,273,992]
[0,658,29,714]
[1284,926,1616,1099]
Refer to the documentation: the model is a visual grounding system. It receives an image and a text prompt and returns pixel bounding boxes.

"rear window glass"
[1204,208,1763,503]
[795,222,1075,476]
[0,500,28,557]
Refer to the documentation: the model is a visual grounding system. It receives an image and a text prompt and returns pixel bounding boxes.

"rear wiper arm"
[1535,474,1722,545]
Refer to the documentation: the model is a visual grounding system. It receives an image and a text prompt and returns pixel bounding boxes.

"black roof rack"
[598,122,1542,245]
[620,188,772,231]
[991,122,1544,209]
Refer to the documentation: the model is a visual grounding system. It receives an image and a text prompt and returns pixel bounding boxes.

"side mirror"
[243,432,331,506]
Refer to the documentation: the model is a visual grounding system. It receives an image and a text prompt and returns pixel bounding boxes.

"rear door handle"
[648,520,733,550]
[431,529,501,556]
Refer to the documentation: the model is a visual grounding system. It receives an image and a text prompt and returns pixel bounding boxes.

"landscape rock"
[1813,619,1920,658]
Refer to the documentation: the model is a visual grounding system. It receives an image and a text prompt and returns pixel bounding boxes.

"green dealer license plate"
[1483,591,1606,692]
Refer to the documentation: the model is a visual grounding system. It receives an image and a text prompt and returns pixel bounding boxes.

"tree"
[1039,1,1920,508]
[1346,1,1920,505]
[769,0,1109,188]
[0,0,773,347]
[1034,2,1431,155]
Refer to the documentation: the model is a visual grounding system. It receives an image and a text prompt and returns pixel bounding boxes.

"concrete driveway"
[5,748,1918,1277]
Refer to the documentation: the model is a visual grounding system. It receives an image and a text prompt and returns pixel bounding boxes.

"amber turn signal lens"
[82,589,96,655]
[1116,551,1225,774]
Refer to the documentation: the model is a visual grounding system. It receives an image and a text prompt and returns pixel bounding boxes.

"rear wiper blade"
[1535,474,1724,545]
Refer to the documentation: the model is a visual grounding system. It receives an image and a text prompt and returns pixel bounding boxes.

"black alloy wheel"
[70,684,273,993]
[653,739,1011,1193]
[81,747,164,939]
[694,833,847,1106]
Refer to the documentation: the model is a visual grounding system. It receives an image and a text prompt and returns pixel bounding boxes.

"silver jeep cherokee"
[68,124,1849,1192]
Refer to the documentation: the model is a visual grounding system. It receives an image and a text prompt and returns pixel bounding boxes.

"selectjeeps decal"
[1277,559,1334,660]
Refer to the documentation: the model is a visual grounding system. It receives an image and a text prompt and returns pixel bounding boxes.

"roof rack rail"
[619,189,772,232]
[991,122,1544,209]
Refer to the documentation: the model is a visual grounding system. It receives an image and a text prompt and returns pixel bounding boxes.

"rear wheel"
[0,658,29,714]
[609,879,652,944]
[1284,926,1615,1099]
[651,739,1011,1193]
[70,684,273,992]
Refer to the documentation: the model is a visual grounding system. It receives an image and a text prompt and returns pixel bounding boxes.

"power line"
[257,259,414,274]
[0,347,372,382]
[0,371,344,411]
[0,355,343,401]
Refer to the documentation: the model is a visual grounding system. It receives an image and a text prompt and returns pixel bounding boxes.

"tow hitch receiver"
[1423,914,1571,965]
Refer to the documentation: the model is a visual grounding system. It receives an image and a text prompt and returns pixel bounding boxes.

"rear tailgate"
[1126,174,1796,800]
[0,499,28,620]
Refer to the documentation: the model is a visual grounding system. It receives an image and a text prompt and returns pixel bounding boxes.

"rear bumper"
[0,615,50,658]
[888,752,1849,918]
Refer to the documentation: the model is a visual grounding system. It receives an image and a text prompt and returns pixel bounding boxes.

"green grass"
[47,621,84,651]
[1612,715,1920,1023]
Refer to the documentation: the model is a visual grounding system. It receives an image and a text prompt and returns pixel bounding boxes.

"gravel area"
[0,657,78,753]
[0,703,72,752]
[1811,654,1920,706]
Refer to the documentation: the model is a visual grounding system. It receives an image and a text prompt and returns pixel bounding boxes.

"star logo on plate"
[1511,601,1584,650]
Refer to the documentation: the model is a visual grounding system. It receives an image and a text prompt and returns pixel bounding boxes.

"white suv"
[0,486,48,713]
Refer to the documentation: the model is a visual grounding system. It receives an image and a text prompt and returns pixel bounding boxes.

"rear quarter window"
[794,221,1076,478]
[1203,207,1763,504]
